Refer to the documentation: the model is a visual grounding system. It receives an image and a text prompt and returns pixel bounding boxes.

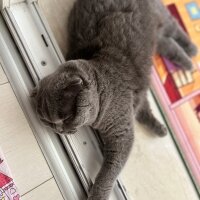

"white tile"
[21,179,64,200]
[38,0,76,56]
[121,92,199,200]
[0,61,8,85]
[0,84,52,196]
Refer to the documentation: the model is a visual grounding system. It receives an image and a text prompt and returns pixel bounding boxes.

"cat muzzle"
[55,123,77,135]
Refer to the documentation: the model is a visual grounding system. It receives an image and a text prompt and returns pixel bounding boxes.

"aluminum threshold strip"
[1,1,130,200]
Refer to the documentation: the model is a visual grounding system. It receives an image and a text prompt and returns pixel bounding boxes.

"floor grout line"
[21,177,54,197]
[0,82,9,86]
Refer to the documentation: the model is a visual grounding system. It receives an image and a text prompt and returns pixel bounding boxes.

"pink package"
[0,148,20,200]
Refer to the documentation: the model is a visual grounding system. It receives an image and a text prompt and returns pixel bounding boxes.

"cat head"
[31,60,99,134]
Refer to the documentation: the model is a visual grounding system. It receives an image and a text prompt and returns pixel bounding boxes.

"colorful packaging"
[152,0,200,190]
[0,148,20,200]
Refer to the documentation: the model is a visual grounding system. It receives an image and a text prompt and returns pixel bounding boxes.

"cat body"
[32,0,197,199]
[67,0,157,129]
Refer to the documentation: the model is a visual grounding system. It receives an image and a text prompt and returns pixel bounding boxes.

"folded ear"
[30,87,38,97]
[69,77,83,87]
[64,77,83,96]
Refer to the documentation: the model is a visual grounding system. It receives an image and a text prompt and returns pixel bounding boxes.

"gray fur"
[153,0,198,69]
[32,0,197,199]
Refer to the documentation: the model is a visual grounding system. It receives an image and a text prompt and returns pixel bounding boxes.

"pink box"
[0,148,20,200]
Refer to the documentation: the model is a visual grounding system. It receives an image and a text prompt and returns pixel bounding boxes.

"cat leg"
[172,24,197,57]
[136,99,167,137]
[88,126,134,200]
[157,36,194,70]
[155,0,198,70]
[157,16,197,70]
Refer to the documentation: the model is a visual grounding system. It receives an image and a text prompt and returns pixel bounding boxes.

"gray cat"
[32,0,197,199]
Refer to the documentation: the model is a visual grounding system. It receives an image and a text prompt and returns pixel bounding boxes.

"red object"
[164,74,182,103]
[168,4,188,32]
[13,194,20,200]
[0,172,13,188]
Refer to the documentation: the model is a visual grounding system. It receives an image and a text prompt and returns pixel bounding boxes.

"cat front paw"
[154,124,168,137]
[87,193,109,200]
[157,17,198,70]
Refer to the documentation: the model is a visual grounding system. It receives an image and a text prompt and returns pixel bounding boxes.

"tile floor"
[0,62,63,200]
[0,0,199,200]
